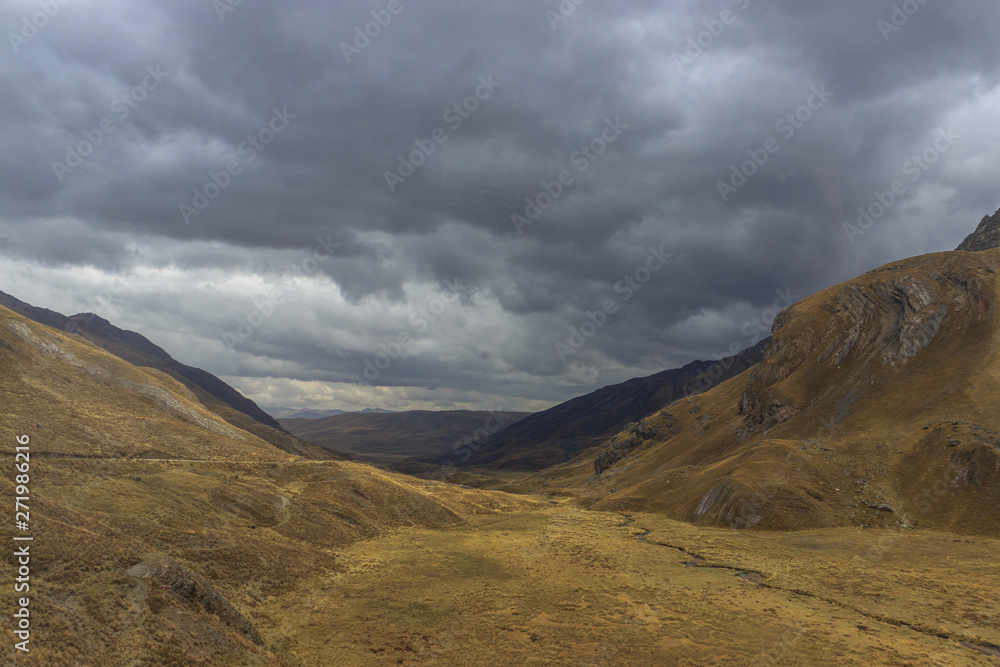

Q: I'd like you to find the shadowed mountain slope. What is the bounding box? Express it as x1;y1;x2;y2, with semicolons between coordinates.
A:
518;247;1000;535
461;339;770;470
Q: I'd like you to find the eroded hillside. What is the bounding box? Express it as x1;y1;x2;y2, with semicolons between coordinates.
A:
515;249;1000;535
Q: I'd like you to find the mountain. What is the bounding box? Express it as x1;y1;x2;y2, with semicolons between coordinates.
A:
462;339;770;470
0;302;533;664
266;408;348;420
519;245;1000;535
5;217;1000;664
280;409;530;470
956;206;1000;251
0;302;297;461
261;405;306;417
263;407;396;419
283;410;345;420
0;289;331;459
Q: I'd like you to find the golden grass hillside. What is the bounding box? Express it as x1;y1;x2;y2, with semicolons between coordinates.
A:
0;289;331;459
5;247;1000;664
508;249;1000;535
0;304;289;461
0;305;537;664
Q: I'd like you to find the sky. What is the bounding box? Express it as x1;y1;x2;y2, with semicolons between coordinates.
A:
1;0;999;413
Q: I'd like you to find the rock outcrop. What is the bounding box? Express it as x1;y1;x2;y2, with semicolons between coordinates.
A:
581;241;1000;534
594;414;678;474
739;263;993;430
128;556;263;645
956;207;1000;251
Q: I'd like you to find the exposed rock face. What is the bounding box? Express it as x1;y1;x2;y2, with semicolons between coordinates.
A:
736;210;999;429
594;414;678;474
956;208;1000;251
128;555;263;645
583;232;1000;534
739;261;994;430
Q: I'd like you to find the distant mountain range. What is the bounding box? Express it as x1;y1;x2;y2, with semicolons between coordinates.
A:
276;347;772;475
264;407;395;419
459;339;770;470
280;410;530;471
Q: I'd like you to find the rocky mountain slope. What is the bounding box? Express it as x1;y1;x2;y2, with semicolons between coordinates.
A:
3;212;1000;664
462;339;769;470
527;244;1000;535
957;207;1000;251
0;290;328;459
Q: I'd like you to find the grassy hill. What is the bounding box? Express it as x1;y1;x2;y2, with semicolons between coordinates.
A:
0;290;329;459
0;303;534;664
4;217;1000;664
506;248;1000;536
4;243;1000;663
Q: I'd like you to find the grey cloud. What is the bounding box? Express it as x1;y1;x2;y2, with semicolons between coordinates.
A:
1;0;999;409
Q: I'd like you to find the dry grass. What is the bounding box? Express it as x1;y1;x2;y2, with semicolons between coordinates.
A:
258;503;1000;665
503;250;1000;538
3;251;1000;664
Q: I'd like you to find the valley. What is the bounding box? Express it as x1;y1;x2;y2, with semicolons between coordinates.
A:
5;454;1000;665
279;410;530;472
261;503;1000;665
6;2;1000;664
2;215;1000;665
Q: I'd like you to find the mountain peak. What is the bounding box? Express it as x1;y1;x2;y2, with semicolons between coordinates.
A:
956;207;1000;251
70;312;110;326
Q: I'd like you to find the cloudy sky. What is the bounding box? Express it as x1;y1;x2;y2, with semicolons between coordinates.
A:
1;0;999;412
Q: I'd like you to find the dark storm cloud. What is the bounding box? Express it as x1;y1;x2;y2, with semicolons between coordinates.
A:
2;0;999;409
